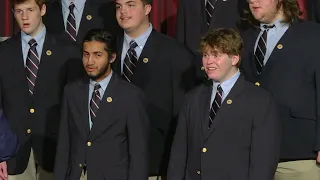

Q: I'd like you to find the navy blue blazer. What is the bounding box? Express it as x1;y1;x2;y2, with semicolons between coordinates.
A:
0;110;18;162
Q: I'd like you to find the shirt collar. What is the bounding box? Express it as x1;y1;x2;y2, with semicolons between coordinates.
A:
89;70;113;92
62;0;86;11
21;25;46;46
212;70;240;92
124;23;153;49
260;19;287;31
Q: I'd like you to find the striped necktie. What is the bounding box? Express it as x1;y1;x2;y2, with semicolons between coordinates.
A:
26;39;39;95
66;2;77;41
208;85;223;128
90;83;102;121
205;0;217;26
123;41;138;82
254;24;275;74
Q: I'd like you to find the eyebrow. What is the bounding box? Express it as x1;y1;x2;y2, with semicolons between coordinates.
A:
116;0;136;5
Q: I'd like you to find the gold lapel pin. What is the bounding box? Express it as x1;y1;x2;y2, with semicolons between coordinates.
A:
143;58;148;63
106;97;112;103
46;50;52;56
277;44;283;49
201;66;205;71
86;15;92;20
227;99;232;104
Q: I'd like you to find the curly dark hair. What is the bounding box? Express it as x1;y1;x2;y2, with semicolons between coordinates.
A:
243;0;302;25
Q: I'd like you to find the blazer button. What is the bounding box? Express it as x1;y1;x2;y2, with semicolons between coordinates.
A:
30;108;35;113
87;141;92;147
255;82;260;86
27;129;31;134
197;171;201;175
202;148;207;153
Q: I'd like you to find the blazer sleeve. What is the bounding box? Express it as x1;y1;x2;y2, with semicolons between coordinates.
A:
54;88;70;180
314;0;320;23
167;97;189;180
127;90;150;180
176;0;186;45
314;33;320;151
249;95;281;180
0;110;19;162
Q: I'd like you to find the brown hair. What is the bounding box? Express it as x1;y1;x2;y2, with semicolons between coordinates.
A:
199;28;243;67
11;0;45;9
243;0;301;25
141;0;152;5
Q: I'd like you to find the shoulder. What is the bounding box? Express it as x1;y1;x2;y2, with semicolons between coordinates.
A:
51;33;79;48
0;34;19;48
184;84;209;103
152;30;193;56
243;81;274;103
64;78;84;94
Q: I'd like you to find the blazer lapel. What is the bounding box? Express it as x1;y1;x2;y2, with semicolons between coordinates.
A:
247;27;260;77
54;2;65;33
76;2;90;42
199;1;208;33
11;34;32;104
74;78;90;137
113;34;124;74
200;83;213;139
88;73;117;140
205;75;245;141
132;30;161;80
263;21;298;73
44;1;65;34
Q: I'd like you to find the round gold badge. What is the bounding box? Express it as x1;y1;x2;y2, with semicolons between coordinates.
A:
46;50;52;56
143;58;148;63
227;99;232;104
106;97;112;103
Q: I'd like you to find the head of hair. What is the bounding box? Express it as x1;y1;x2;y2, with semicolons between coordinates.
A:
199;28;243;67
10;0;45;9
83;29;116;55
243;0;301;25
141;0;152;5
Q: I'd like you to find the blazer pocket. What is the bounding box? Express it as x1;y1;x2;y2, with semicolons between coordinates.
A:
290;109;316;121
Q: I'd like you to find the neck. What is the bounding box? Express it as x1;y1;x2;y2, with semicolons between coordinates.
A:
216;68;239;84
125;21;150;39
95;68;111;82
29;22;44;37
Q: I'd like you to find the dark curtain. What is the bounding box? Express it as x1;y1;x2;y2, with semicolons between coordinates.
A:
150;0;179;37
0;0;14;40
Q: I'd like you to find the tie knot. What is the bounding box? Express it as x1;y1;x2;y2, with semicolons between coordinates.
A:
129;41;138;50
94;83;101;91
217;85;223;93
28;39;37;47
69;3;75;11
262;24;275;31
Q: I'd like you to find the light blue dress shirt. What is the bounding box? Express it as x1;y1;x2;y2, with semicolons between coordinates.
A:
210;70;240;108
61;0;86;34
88;71;113;129
21;25;46;66
120;23;153;73
254;20;289;65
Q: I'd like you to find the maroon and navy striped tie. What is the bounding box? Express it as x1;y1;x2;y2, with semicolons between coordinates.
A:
90;83;102;121
26;39;39;95
66;3;77;41
208;85;223;128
